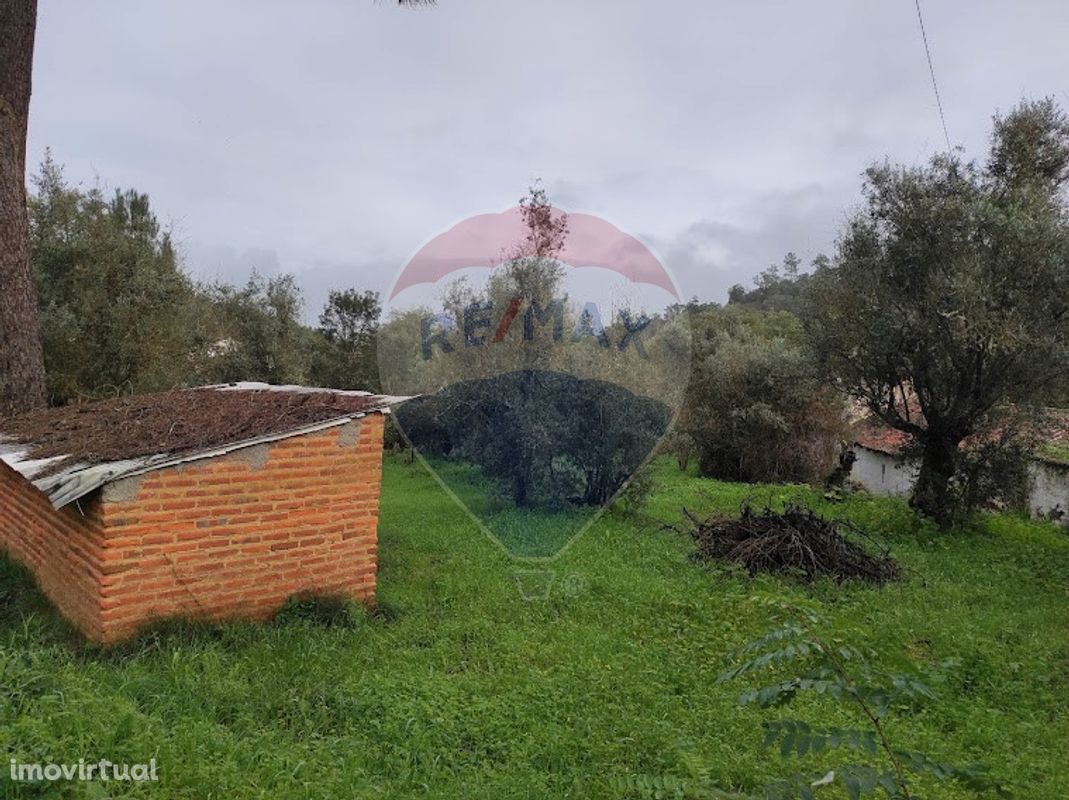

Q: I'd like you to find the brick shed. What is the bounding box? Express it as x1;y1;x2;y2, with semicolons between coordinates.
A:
0;383;405;643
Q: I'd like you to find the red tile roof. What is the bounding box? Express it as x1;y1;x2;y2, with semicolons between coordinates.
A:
853;407;1069;459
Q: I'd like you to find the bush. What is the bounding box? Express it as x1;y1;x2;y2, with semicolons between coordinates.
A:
393;369;670;509
682;308;846;484
950;438;1034;523
611;465;655;517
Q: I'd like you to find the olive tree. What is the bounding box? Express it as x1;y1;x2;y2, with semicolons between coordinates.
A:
808;99;1069;524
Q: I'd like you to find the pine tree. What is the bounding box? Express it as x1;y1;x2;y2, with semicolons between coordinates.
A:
0;0;47;415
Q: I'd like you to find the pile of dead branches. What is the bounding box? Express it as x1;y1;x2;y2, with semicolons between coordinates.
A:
682;502;899;585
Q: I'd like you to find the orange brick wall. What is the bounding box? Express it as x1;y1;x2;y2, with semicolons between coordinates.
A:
0;460;108;639
0;413;386;643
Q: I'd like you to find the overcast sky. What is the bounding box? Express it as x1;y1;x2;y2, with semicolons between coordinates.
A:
26;0;1069;320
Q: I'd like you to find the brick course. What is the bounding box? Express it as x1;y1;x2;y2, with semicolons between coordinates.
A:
0;413;385;643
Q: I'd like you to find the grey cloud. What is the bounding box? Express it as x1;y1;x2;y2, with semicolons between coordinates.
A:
181;242;283;288
25;0;1069;315
652;183;851;302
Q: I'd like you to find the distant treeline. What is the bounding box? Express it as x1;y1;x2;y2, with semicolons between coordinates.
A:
29;152;380;404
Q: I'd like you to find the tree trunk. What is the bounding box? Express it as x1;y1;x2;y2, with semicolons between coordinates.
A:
0;0;46;417
511;470;528;507
676;444;690;472
910;434;961;525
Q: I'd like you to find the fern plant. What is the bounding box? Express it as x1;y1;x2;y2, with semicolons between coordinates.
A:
615;601;1010;800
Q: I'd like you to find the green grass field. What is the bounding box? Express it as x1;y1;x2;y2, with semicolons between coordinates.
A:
1;456;1068;799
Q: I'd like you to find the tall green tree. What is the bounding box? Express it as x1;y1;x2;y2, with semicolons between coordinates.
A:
30;154;198;401
311;288;382;390
199;272;311;386
0;0;47;415
808;99;1069;524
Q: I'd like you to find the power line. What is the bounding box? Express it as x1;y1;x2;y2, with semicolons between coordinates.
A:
914;0;952;152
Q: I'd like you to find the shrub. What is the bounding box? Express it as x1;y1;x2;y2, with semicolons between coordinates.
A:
393;369;669;509
682;309;846;485
611;464;656;517
957;440;1033;514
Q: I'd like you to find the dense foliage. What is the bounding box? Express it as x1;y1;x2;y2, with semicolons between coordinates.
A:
27;153;382;402
30;153;197;401
196;273;313;387
311;288;382;391
395;369;670;508
677;303;846;485
25;114;1069;530
381;184;688;512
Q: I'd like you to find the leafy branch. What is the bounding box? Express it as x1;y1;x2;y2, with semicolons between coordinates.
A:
614;601;1010;800
718;603;1010;799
